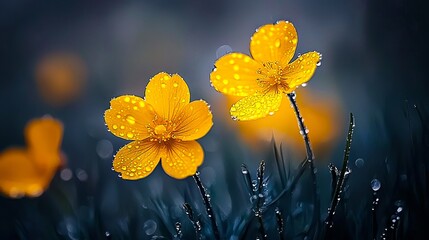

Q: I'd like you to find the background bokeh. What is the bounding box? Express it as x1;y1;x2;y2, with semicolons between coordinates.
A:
1;0;428;239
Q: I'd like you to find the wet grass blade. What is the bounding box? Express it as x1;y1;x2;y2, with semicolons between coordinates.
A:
323;113;355;238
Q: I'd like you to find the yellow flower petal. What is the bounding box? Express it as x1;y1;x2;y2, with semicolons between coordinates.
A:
0;148;50;198
210;53;262;96
145;72;190;120
25;117;63;172
285;51;321;90
105;95;156;140
173;100;213;141
230;92;283;121
250;21;298;65
161;140;203;179
113;139;163;180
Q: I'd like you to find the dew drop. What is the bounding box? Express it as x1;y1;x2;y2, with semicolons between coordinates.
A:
274;39;281;48
216;45;232;58
76;169;88;181
316;61;322;67
143;219;157;235
60;168;73;181
355;158;365;168
127;132;134;138
112;125;118;130
96;139;113;159
126;115;136;124
371;179;381;191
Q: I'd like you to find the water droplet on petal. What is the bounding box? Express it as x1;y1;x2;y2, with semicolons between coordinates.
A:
126;115;136;124
274;39;281;48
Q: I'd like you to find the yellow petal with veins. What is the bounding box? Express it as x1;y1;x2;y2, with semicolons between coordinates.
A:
161;140;203;179
250;21;298;65
285;51;321;90
113;139;163;180
210;53;262;96
105;95;156;140
174;100;213;141
145;73;190;120
230;92;283;121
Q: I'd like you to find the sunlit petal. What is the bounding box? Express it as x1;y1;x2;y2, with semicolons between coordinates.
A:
145;73;190;120
250;21;298;65
113;139;163;180
105;95;156;140
162;140;204;179
285;51;321;90
210;53;262;96
174;100;213;141
230;92;283;121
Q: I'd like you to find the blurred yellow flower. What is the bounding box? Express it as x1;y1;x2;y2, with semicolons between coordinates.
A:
210;21;321;121
0;117;63;198
104;72;213;180
35;52;86;107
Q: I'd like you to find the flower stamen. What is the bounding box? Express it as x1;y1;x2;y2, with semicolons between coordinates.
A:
256;61;290;94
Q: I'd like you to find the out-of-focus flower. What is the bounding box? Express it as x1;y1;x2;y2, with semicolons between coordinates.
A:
0;117;63;198
210;21;321;121
222;89;342;154
104;72;213;180
35;52;86;107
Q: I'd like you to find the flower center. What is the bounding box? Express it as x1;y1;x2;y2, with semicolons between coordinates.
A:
148;118;176;143
154;125;167;135
256;61;290;93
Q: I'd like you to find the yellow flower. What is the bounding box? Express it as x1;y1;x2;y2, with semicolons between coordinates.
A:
210;21;321;121
0;117;63;198
104;72;213;180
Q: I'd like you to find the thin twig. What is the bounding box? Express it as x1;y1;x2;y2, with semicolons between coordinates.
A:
323;113;355;238
287;92;320;232
192;172;220;239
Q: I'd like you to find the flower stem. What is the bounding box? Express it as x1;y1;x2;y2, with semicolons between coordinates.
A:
192;172;220;240
287;92;320;232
